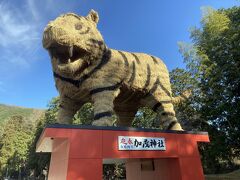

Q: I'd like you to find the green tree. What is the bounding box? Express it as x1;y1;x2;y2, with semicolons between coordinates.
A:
73;103;94;125
132;107;157;128
0;115;34;179
177;6;240;173
170;68;205;130
26;97;59;179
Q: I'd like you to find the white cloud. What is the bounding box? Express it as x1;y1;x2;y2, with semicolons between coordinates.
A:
0;2;39;47
0;0;80;73
0;0;41;70
26;0;40;21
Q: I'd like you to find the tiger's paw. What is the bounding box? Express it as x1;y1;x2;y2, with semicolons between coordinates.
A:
92;119;113;126
168;121;184;131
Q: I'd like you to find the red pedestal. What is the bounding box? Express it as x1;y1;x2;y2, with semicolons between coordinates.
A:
36;125;210;180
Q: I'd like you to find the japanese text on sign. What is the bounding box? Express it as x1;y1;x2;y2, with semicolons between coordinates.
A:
118;136;166;151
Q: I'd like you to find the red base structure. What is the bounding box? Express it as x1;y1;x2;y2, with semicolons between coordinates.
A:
36;124;210;180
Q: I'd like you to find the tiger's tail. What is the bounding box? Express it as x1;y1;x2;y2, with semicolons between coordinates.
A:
172;89;191;105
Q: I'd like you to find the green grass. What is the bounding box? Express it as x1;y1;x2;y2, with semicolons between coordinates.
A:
205;169;240;180
0;104;44;125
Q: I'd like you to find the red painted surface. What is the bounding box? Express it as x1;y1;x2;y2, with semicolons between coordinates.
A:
36;126;210;180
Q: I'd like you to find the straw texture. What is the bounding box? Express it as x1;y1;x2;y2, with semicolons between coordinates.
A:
42;10;183;130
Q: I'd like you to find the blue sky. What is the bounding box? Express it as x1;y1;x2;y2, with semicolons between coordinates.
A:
0;0;238;108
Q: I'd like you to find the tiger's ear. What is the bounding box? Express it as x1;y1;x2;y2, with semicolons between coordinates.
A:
86;9;99;24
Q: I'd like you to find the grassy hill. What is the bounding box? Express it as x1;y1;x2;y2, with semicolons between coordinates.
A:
0;104;45;125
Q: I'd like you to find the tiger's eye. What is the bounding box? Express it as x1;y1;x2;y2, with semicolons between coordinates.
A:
75;23;82;30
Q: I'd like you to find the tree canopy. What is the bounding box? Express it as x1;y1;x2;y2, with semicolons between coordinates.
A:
176;6;240;173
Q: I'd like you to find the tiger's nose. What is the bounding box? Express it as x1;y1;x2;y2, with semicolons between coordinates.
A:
43;26;66;39
42;26;67;48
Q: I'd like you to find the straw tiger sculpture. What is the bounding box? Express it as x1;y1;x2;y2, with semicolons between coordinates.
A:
42;10;183;130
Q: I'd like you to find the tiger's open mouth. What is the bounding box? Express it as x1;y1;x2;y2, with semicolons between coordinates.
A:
48;44;89;65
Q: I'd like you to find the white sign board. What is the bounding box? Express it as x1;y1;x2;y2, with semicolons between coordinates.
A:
118;136;166;151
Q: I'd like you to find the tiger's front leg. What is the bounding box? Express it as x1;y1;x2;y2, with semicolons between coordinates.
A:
91;90;120;126
57;96;83;124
